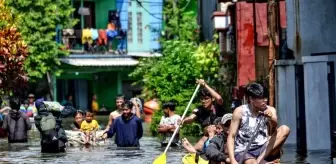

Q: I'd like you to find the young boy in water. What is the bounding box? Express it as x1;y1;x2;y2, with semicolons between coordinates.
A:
81;111;99;145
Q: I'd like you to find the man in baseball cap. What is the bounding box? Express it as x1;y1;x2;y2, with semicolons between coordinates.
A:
205;113;232;164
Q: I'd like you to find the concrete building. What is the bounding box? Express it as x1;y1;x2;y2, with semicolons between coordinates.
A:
54;0;163;111
276;0;336;151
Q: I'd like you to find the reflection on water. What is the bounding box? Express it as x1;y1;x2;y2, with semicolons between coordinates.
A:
0;116;333;164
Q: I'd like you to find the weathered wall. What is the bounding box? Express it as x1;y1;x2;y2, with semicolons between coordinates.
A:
275;60;297;145
303;58;331;150
236;1;286;86
286;0;336;57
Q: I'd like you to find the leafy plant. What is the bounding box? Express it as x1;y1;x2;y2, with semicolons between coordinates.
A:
0;0;29;94
194;41;220;80
5;0;76;79
131;0;222;136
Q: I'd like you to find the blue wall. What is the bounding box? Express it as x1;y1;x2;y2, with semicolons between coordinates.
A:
149;0;163;51
127;0;163;52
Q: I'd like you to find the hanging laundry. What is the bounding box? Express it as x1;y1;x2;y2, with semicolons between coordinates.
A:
82;29;93;44
107;22;118;39
91;28;99;40
62;29;75;48
63;29;75;36
98;30;107;45
107;30;118;39
107;22;116;31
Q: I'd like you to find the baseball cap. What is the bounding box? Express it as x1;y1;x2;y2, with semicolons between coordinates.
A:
221;113;233;125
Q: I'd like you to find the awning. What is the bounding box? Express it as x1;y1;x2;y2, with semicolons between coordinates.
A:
128;52;162;57
60;57;139;67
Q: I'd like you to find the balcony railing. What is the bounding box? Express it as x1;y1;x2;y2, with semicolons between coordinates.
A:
61;28;127;55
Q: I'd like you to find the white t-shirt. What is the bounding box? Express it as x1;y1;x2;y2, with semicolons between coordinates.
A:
159;114;181;144
159;114;181;127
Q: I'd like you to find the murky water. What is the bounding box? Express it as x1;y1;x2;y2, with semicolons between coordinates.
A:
0;116;333;164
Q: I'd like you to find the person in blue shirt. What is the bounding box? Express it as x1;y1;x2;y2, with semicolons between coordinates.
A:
103;100;143;147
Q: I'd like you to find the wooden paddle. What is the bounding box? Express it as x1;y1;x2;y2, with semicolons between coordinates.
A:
153;84;201;164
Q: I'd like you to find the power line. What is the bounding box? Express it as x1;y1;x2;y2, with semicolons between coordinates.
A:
133;0;164;20
132;0;161;4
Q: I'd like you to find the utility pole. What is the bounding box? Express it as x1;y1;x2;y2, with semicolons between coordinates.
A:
268;0;278;107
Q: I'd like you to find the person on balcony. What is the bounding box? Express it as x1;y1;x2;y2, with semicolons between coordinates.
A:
117;30;127;55
106;20;118;53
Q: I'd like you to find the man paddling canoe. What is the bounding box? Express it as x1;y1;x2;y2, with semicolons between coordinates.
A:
181;79;225;151
227;83;290;164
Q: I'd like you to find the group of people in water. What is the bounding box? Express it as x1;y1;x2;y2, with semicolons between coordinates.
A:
0;79;290;164
69;95;143;147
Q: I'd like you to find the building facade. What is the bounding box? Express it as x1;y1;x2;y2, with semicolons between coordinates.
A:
54;0;163;111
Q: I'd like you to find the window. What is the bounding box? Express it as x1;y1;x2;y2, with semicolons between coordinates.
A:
137;12;142;44
136;1;141;7
127;12;133;43
129;0;132;7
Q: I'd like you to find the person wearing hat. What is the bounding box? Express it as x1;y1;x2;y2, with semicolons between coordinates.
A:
28;94;35;105
205;113;232;164
181;115;231;164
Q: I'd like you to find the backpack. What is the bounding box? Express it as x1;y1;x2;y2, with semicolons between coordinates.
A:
38;113;58;142
35;112;67;152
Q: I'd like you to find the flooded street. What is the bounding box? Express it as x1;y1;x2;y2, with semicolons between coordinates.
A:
0;116;332;164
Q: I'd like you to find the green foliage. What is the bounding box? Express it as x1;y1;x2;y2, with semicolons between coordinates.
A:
0;0;29;94
5;0;76;79
194;40;220;80
131;0;221;136
162;0;199;42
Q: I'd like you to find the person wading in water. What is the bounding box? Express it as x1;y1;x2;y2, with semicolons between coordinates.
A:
103;100;143;147
105;95;141;131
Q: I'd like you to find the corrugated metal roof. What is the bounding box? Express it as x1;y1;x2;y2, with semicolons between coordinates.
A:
60;57;139;66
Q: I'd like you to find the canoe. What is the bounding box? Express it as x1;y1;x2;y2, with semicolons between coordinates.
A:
65;130;108;147
182;153;281;164
182;153;209;164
